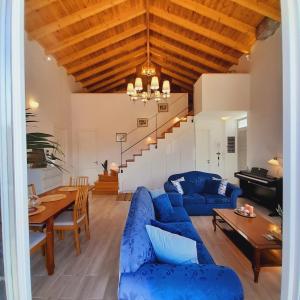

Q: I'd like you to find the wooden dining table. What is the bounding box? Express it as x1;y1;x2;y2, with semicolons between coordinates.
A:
29;185;94;275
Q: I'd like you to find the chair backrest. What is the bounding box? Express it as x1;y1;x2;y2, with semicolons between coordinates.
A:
28;184;36;196
73;186;89;222
69;176;89;187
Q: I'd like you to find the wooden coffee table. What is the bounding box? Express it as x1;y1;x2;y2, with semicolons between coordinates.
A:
212;208;282;282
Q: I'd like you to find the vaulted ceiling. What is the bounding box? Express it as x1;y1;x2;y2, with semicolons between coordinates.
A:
25;0;281;93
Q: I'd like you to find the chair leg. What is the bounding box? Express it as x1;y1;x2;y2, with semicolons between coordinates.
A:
84;218;90;240
73;228;81;255
41;245;45;257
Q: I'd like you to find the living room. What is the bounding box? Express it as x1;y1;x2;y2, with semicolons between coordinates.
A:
1;1;300;300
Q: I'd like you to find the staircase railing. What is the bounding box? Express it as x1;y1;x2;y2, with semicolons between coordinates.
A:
118;94;191;169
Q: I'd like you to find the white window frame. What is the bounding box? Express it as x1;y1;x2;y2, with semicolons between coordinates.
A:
281;1;300;299
0;1;32;300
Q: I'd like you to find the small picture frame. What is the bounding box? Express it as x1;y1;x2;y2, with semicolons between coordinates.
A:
137;118;148;127
158;103;168;112
116;132;127;142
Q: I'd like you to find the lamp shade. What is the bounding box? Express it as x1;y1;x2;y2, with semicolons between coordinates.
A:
135;77;143;91
162;80;170;93
127;83;134;95
268;157;280;166
150;76;159;90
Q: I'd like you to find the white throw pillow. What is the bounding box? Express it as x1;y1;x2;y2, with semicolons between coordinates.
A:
171;177;185;194
212;177;228;196
146;225;198;265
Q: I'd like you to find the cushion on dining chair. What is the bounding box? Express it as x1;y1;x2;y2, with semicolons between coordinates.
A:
54;211;85;226
29;231;46;249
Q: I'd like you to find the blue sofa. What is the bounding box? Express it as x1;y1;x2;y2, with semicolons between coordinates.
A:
119;186;243;300
164;171;242;216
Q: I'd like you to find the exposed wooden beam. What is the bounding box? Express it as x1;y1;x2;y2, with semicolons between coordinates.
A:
150;37;227;72
150;23;238;65
28;0;127;40
151;48;208;74
25;0;58;15
82;56;145;88
230;0;280;22
59;24;147;66
67;37;146;74
171;0;255;39
96;79;127;93
76;49;145;81
89;68;136;92
161;68;194;86
149;6;250;53
151;57;198;80
47;8;146;54
172;79;193;92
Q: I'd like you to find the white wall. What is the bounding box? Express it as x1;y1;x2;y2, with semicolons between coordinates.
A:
119;116;195;192
232;29;283;175
25;37;81;185
194;74;250;113
71;93;188;182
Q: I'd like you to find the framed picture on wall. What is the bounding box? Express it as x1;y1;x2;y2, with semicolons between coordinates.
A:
116;132;127;142
158;103;168;112
137;118;148;127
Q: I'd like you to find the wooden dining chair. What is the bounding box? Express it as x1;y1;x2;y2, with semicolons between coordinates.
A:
69;176;89;187
53;186;90;255
30;231;46;261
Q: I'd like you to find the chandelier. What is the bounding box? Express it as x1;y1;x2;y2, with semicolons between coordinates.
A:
126;0;170;103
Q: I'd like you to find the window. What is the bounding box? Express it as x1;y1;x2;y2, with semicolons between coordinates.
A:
237;118;247;129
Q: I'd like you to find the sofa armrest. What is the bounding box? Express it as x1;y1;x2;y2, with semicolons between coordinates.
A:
226;183;242;208
119;263;243;300
168;193;183;207
164;181;178;193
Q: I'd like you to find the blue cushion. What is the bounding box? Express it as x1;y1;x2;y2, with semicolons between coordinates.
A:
180;181;199;195
158;206;190;223
149;188;165;198
152;194;174;220
146;225;199;265
196;243;215;264
119;187;156;273
183;193;206;205
150;219;202;243
204;193;231;204
204;179;220;194
168;193;183;207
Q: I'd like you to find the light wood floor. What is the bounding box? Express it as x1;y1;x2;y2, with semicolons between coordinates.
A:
31;195;281;300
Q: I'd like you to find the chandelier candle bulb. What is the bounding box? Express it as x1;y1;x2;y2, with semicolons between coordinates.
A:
135;78;143;91
150;76;159;90
127;83;134;95
162;80;171;93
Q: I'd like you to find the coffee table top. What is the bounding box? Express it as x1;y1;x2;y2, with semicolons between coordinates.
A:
213;209;282;249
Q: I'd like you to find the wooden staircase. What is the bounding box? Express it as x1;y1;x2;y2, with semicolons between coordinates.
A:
119;114;193;170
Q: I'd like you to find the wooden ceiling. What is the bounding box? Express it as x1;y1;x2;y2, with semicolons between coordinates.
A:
25;0;281;93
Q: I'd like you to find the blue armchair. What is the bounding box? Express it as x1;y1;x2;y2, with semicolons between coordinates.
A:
164;171;242;216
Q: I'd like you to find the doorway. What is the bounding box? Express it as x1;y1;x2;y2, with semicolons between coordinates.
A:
237;118;247;171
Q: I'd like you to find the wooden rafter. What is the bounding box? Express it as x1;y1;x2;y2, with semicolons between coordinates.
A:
25;0;58;15
59;24;147;66
150;37;227;72
88;68;136;92
150;23;238;65
149;6;251;53
151;57;198;80
96;79;127;93
161;68;194;85
151;48;208;74
230;0;280;21
76;49;145;81
171;0;256;39
172;79;193;92
28;0;127;40
82;56;145;88
67;37;146;74
47;8;146;54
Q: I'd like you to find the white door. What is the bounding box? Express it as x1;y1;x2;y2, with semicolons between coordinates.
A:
76;130;99;182
195;129;211;172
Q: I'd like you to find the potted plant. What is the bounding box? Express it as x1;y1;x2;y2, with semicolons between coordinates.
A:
26;109;65;171
101;160;108;175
